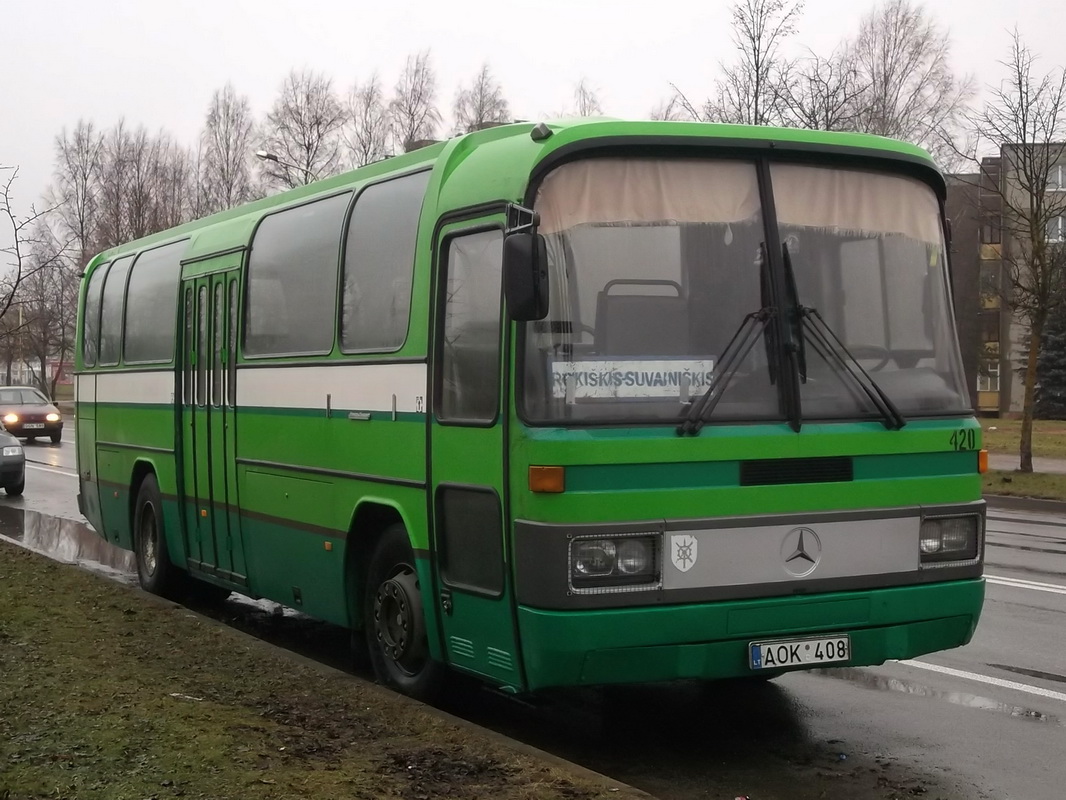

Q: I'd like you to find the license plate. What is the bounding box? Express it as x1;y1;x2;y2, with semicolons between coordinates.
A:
749;635;851;670
23;423;44;429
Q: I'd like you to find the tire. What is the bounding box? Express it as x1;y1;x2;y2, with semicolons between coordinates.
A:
364;523;445;700
25;436;35;444
133;474;181;597
50;431;61;444
5;470;24;496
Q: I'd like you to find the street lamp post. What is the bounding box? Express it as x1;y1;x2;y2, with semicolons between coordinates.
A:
254;150;318;183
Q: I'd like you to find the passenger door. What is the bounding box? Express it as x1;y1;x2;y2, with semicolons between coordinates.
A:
429;219;523;689
179;269;246;585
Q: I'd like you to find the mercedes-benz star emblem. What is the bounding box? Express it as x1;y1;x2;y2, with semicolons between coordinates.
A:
781;527;822;577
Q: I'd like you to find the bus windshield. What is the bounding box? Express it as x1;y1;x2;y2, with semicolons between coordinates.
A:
520;156;969;425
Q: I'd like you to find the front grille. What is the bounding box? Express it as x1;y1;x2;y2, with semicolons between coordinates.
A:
740;456;853;486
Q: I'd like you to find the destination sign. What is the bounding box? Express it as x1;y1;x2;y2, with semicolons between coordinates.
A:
551;359;716;400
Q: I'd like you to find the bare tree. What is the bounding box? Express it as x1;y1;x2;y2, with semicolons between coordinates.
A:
453;64;511;134
199;83;256;214
49;121;103;269
851;0;973;161
1;167;68;365
573;78;604;117
261;69;345;189
776;46;866;131
345;73;392;167
965;31;1066;471
390;51;442;152
93;121;195;250
649;95;690;121
94;119;134;249
703;0;803;125
17;233;79;396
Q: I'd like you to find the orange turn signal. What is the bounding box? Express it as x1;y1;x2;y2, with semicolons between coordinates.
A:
978;449;988;474
529;465;565;493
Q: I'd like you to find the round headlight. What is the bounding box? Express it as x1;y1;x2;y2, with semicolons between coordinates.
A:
2;413;17;424
46;413;60;422
573;540;616;577
616;538;653;574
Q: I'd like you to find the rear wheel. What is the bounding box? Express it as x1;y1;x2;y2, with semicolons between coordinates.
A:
364;523;444;700
5;470;24;496
134;475;180;597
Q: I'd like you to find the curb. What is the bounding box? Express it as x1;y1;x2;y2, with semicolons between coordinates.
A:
983;493;1066;514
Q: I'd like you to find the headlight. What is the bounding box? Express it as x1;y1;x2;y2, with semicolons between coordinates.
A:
2;446;22;457
570;533;661;592
2;413;17;424
46;413;60;422
919;515;981;566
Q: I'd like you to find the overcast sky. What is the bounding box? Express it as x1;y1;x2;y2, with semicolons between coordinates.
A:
2;0;1063;219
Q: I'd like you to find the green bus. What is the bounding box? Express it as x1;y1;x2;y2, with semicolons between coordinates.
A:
76;119;985;699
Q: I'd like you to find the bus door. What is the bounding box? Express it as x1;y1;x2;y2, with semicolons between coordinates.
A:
429;220;523;688
179;269;246;586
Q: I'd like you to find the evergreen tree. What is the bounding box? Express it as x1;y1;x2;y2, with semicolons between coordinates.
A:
1036;291;1066;419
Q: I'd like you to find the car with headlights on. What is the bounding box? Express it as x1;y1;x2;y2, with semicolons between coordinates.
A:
0;427;25;495
0;386;64;443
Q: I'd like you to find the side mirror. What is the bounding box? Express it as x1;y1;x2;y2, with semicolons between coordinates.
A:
503;231;549;321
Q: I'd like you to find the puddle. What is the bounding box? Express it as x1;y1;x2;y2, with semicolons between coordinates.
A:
0;504;136;581
814;667;1063;726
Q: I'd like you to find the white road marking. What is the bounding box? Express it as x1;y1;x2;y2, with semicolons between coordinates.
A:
900;659;1066;705
986;574;1066;596
26;463;78;478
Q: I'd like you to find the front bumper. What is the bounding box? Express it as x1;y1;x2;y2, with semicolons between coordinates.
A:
6;421;62;438
516;578;984;690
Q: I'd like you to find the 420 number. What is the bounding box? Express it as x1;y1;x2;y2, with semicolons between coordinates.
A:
949;428;977;451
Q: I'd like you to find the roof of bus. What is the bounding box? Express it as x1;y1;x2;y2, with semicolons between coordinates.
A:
84;118;941;277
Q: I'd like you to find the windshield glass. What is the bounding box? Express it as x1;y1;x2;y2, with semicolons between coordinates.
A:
771;163;969;419
0;389;48;405
520;156;969;426
522;158;780;424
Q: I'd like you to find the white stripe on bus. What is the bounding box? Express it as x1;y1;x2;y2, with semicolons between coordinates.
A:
94;370;173;404
87;363;427;413
233;363;428;412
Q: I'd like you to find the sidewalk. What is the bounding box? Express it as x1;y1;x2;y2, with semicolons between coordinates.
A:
988;453;1066;474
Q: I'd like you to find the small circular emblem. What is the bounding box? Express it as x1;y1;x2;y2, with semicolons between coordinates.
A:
780;527;822;578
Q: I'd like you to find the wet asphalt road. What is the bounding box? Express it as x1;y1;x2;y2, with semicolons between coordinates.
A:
5;437;1066;799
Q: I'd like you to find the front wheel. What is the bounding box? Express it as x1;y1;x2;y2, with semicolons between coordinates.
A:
134;475;181;597
5;470;24;496
50;431;61;444
364;524;445;700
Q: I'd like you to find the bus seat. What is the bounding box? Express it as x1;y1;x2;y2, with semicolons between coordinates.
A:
595;292;690;356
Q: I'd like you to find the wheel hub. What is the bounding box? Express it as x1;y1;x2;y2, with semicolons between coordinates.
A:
373;568;424;672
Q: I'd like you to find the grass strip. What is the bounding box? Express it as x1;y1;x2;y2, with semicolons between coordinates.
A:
0;542;640;800
982;469;1066;502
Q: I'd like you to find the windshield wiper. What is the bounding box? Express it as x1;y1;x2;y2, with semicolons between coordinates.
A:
782;243;905;430
677;305;773;437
